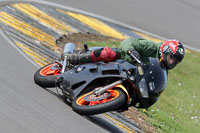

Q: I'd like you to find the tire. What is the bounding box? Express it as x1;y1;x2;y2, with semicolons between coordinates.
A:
34;63;62;87
72;89;126;115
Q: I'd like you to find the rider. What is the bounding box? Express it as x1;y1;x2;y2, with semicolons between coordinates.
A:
67;37;185;70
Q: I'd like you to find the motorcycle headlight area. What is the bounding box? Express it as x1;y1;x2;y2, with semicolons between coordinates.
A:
139;78;149;98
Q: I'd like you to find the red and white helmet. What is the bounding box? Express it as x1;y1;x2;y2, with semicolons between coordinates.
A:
160;40;185;69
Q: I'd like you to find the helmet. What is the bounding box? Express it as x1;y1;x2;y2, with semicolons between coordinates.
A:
160;40;185;69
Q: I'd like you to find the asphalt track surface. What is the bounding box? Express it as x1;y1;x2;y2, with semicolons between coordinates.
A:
42;0;200;50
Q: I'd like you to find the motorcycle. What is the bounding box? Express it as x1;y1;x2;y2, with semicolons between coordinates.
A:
34;43;168;115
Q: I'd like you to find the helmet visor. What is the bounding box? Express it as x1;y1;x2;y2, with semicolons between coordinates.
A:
167;54;179;69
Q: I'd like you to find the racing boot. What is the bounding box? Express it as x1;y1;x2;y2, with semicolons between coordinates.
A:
67;52;92;65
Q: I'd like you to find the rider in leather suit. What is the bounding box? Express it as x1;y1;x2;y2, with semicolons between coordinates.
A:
67;37;185;70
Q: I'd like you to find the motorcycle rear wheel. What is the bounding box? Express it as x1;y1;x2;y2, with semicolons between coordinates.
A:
34;63;61;87
72;89;126;115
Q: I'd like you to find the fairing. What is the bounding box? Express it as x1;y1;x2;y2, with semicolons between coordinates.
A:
59;60;137;98
135;58;168;108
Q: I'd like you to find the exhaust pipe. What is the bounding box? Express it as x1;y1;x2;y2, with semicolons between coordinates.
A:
61;43;75;73
63;43;75;54
61;43;75;60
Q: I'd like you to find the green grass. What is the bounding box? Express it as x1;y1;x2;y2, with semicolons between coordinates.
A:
86;41;200;133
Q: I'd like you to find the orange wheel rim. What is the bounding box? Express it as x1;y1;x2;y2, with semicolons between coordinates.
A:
40;63;61;76
76;90;120;106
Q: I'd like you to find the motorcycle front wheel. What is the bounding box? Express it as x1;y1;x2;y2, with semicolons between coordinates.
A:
34;63;62;87
72;89;126;115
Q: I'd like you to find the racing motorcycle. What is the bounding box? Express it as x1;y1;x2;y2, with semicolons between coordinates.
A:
34;43;168;115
